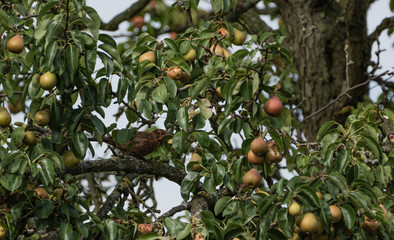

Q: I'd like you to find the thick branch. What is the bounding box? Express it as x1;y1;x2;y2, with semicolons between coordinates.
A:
157;202;192;222
64;158;186;185
226;0;260;22
100;0;151;31
368;16;394;44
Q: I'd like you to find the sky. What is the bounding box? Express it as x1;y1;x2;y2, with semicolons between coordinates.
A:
77;0;394;216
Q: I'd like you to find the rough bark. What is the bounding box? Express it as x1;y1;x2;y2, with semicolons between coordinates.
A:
272;0;370;140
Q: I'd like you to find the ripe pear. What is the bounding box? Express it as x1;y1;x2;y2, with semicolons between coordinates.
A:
361;218;378;233
0;225;5;240
288;202;302;216
242;168;262;189
217;27;230;40
132;16;145;28
248;150;265;164
8;97;23;114
314;218;324;234
34;110;50;126
34;187;49;199
299;212;317;233
167;66;183;80
190;153;203;172
316;191;323;200
183;47;197;61
138;223;153;234
329;205;342;223
7;34;24;54
265;141;283;163
40;72;57;90
0;107;12;127
139;51;155;63
23;131;36;146
264;96;283;117
62;150;80;168
194;232;205;240
210;44;224;56
250;137;268;155
232;28;246;45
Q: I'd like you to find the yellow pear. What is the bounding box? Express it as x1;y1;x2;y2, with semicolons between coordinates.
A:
0;107;12;127
232;28;246;45
7;34;24;54
139;51;155;63
40;72;57;90
190;153;203;172
300;212;317;233
183;47;196;61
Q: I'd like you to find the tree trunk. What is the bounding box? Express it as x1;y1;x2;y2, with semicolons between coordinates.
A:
271;0;371;140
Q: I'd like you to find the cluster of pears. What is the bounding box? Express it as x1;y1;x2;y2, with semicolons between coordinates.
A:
248;137;283;165
289;195;344;239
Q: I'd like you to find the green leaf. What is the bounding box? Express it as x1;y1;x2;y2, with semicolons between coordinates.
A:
362;135;382;163
40;158;55;186
192;131;210;148
35;199;55;218
176;107;189;132
326;172;348;198
0;9;10;28
72;132;88;159
164;38;179;52
152;83;168;103
66;44;79;76
172;131;187;154
0;75;14;97
60;222;73;240
83;6;100;41
297;186;321;208
104;219;117;240
168;57;190;75
341;204;356;229
191;77;210;98
11;127;25;146
278;208;292;238
316;120;337;141
336;149;348;173
214;196;232;216
199;99;213;120
180;172;200;201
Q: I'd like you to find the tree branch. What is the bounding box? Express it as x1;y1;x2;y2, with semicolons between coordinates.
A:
64;158;186;185
226;0;260;22
368;16;394;45
157;202;192;222
100;0;151;31
300;70;390;124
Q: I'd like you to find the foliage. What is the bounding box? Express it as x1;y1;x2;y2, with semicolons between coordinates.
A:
0;0;393;239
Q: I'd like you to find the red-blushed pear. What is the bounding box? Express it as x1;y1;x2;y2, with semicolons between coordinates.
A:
300;212;317;233
183;47;197;61
34;110;50;126
40;72;57;91
23;131;36;146
167;66;183;80
7;34;24;54
264;96;283;117
243;168;262;189
265;141;283;163
288;202;302;216
8;97;23;114
139;51;156;63
232;28;246;45
0;225;5;240
132;16;145;28
138;223;153;234
248;150;265;164
361;217;378;233
0;107;12;127
62;150;80;168
250;137;268;155
217;27;230;40
329;205;342;223
210;44;224;56
190;153;203;172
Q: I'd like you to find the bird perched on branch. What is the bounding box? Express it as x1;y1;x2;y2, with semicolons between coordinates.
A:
102;129;171;158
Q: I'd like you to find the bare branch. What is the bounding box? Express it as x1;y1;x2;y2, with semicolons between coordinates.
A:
300;70;390;124
100;0;151;31
226;0;260;22
368;16;394;45
157;202;191;222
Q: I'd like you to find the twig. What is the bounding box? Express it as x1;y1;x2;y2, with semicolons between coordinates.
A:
300;70;390;124
368;16;394;45
157;202;191;222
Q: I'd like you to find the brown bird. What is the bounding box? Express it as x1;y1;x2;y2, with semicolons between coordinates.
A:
102;129;171;158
